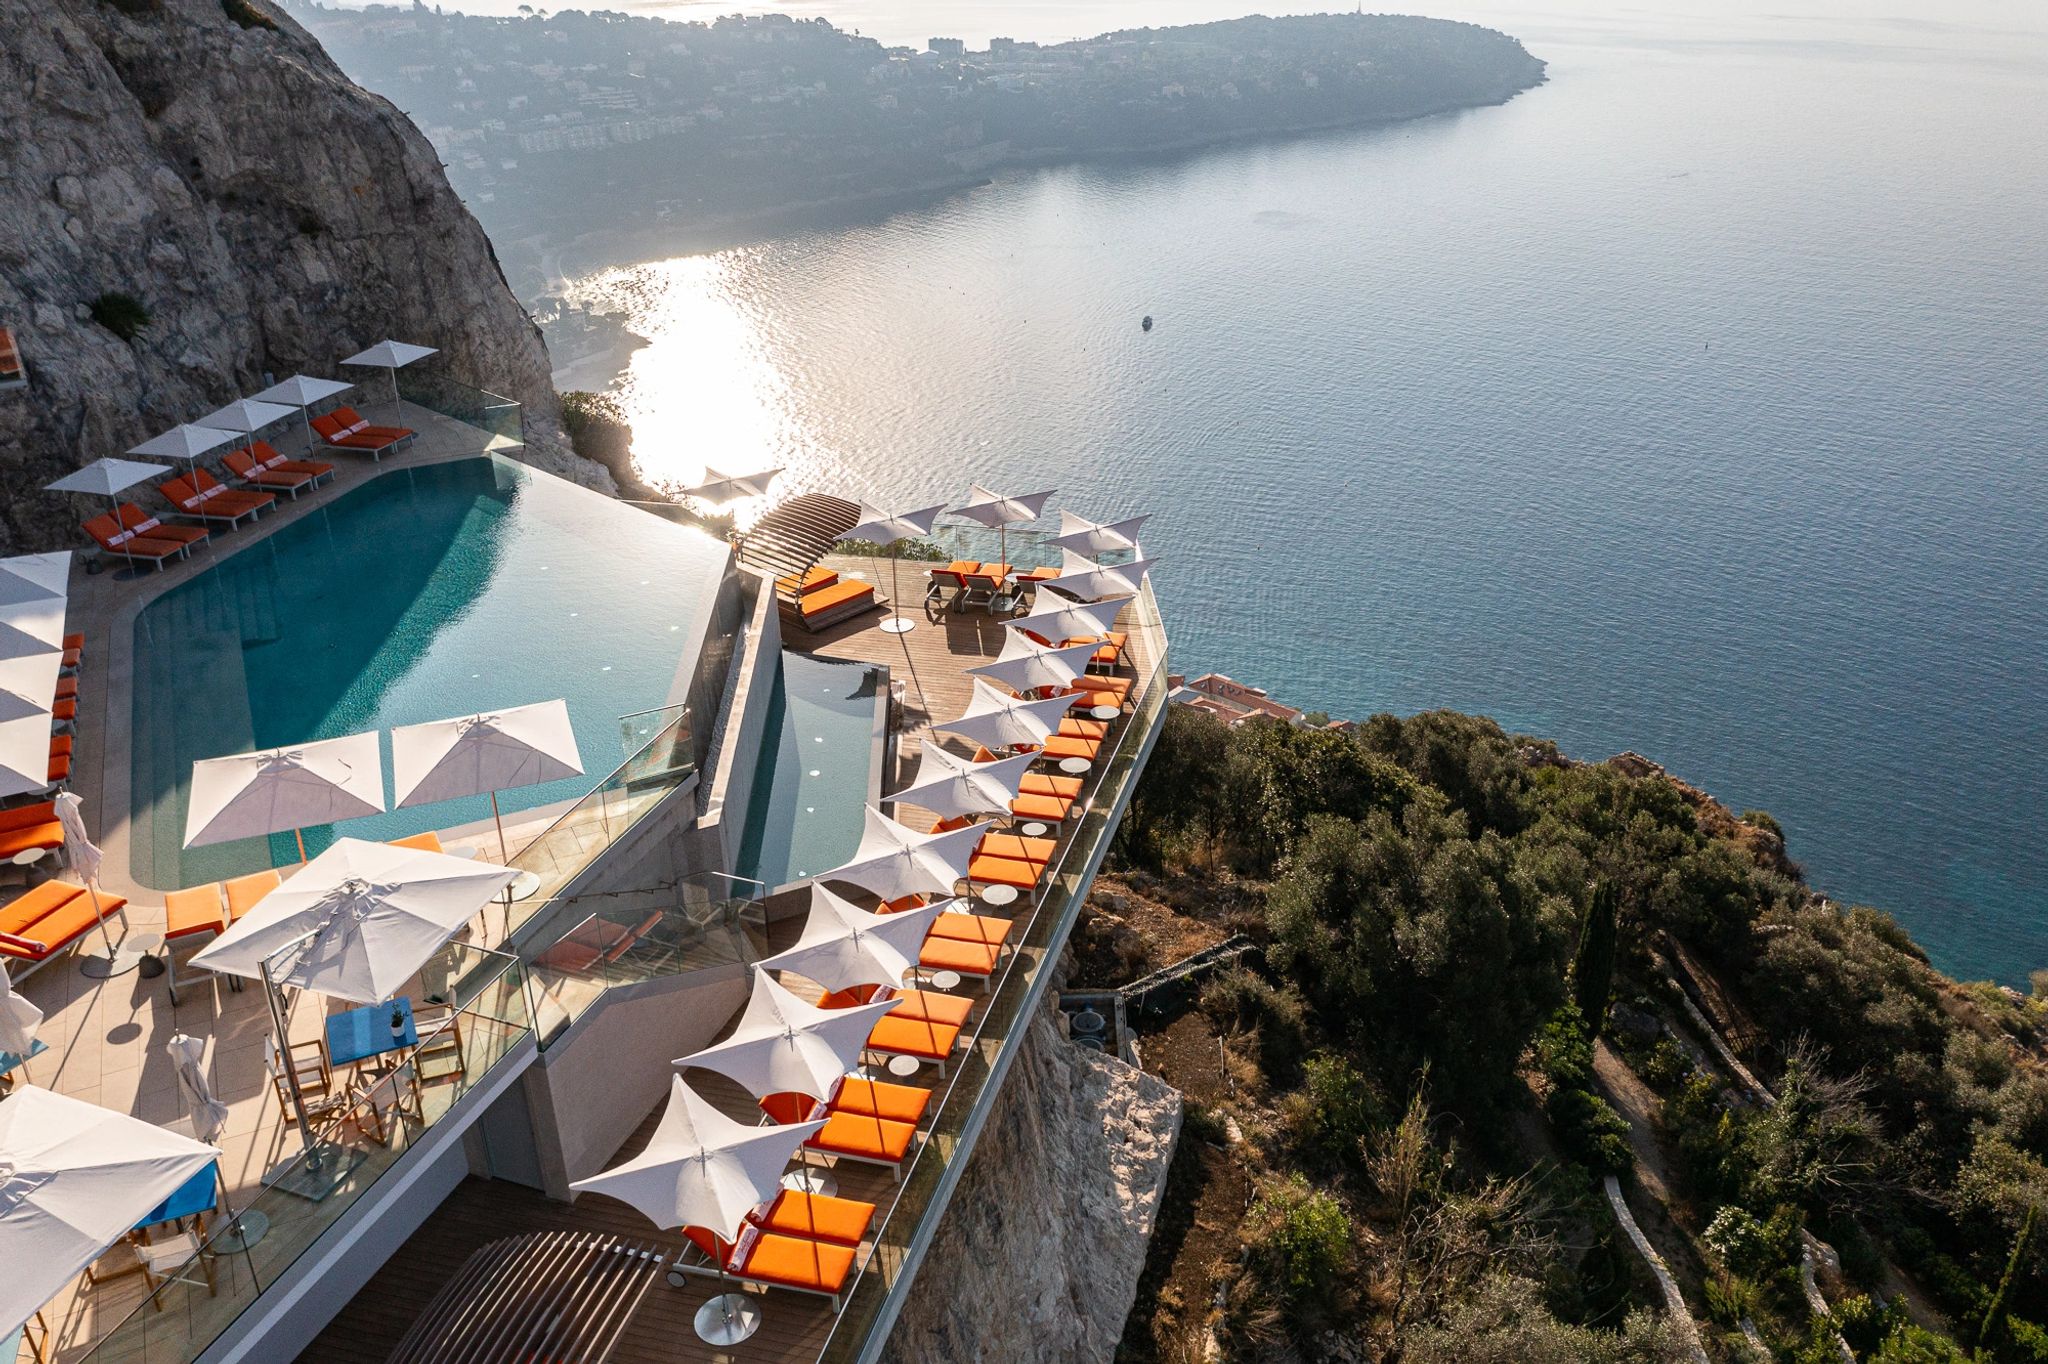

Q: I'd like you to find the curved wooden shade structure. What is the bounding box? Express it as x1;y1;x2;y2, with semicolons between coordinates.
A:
384;1231;666;1364
737;493;861;587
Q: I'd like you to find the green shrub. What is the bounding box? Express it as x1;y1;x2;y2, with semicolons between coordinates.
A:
1702;1272;1759;1326
1871;1324;1971;1362
1250;1178;1352;1301
1640;1037;1693;1092
1739;808;1783;838
89;292;149;341
1199;967;1308;1080
1281;1052;1381;1166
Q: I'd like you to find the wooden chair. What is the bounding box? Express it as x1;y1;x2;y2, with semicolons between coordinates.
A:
411;1001;467;1085
349;1062;422;1144
137;1229;217;1308
267;1037;345;1126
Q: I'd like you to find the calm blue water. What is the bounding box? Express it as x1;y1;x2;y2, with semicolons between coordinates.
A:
736;652;884;891
129;457;729;888
561;0;2048;982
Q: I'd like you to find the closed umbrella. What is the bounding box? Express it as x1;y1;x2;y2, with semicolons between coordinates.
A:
844;502;945;635
682;467;782;504
819;806;987;904
165;1035;228;1144
1036;548;1158;603
0;1087;220;1341
889;741;1036;822
391;700;584;864
1049;509;1149;559
569;1074;824;1345
341;340;437;408
756;883;946;994
0;968;43;1076
675;969;896;1101
183;731;386;863
967;635;1095;696
249;375;355;447
951;483;1055;568
43;459;169;521
54;793;137;980
934;678;1073;754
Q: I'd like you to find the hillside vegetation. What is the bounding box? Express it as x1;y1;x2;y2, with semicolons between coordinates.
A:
1103;706;2048;1362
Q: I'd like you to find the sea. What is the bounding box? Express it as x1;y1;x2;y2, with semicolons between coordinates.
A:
498;0;2048;983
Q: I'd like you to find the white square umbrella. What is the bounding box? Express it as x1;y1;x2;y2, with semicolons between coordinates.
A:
128;423;234;463
184;731;386;863
1008;593;1134;648
756;884;946;994
845;501;945;635
1036;548;1158;603
951;483;1056;566
0;1087;219;1340
967;635;1096;696
682;467;783;504
818;806;988;904
1049;509;1149;558
0;716;54;802
571;1074;822;1233
189;836;516;1003
0;600;67;661
249;375;356;445
889;741;1036;822
676;969;897;1101
934;678;1074;754
44;460;168;519
193;398;297;447
0;552;70;609
341;340;437;407
0;653;60;721
391;700;584;862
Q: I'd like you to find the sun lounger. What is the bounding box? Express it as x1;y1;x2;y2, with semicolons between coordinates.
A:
329;405;416;447
0;803;64;861
114;504;210;554
775;566;838;598
682;1224;858;1308
240;439;334;484
309;410;405;460
795;578;878;631
1010;791;1074;822
805;1108;919;1178
1033;734;1101;762
223;869;281;923
82;513;187;569
911;933;1002;988
830;1076;933;1125
960;565;1012;613
45;748;69;787
966;853;1043;898
160;470;273;528
973;835;1053;868
750;1189;876;1247
221;447;317;499
0;880;128;980
164;884;230;1004
925;565;971;610
866;1005;965;1071
386;832;445;853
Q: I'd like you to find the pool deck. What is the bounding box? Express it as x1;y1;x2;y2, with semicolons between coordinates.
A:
3;400;554;1364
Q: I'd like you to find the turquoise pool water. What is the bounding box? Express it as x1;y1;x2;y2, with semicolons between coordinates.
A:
130;456;731;888
735;652;883;891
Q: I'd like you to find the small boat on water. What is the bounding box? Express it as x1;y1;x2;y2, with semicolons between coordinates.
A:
1141;315;1154;332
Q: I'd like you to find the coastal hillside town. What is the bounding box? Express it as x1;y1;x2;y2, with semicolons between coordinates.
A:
291;4;1542;283
1168;671;1352;730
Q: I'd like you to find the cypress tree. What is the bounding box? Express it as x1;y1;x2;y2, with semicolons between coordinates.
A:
1572;880;1619;1036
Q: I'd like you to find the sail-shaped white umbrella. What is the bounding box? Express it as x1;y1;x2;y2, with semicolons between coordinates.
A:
951;483;1055;568
249;374;355;445
756;883;946;993
844;502;945;635
0;617;58;665
0;654;59;723
569;1074;824;1345
193;398;297;452
391;700;584;863
0;1087;220;1342
0;967;43;1076
0;553;69;605
0;717;53;802
889;741;1036;822
183;731;386;863
341;340;438;408
1008;593;1134;649
55;793;139;980
934;678;1073;754
819;806;988;904
1036;548;1158;603
682;466;783;504
1049;509;1149;559
967;635;1095;696
44;459;168;519
676;970;897;1101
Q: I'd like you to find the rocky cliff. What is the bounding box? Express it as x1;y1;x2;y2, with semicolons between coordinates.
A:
0;0;607;554
880;1007;1183;1364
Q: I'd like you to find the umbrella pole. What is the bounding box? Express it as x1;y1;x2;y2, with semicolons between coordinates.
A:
294;826;308;865
212;1164;269;1259
881;541;913;635
260;953;320;1158
491;789;510;864
77;878;147;980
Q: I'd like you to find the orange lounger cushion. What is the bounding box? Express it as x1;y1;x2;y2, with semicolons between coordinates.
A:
0;808;64;861
386;831;445;853
800;579;874;619
776;566;839;596
887;989;973;1026
1011;792;1072;822
224;869;282;922
729;1225;856;1297
164;885;227;941
1021;772;1082;800
1038;735;1100;761
807;1110;917;1163
832;1076;932;1125
750;1190;875;1247
976;834;1054;866
83;514;182;561
966;854;1041;891
914;935;1001;978
1;880;84;937
929;911;1014;947
0;885;126;962
115;504;208;548
868;1011;963;1058
1059;717;1109;741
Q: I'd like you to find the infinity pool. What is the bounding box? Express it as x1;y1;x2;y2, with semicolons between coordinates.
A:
735;652;885;892
130;456;731;888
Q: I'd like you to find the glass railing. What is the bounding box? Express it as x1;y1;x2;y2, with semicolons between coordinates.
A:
75;941;535;1364
395;368;524;446
523;873;764;1048
617;701;689;761
493;704;696;941
924;521;1142;574
810;577;1168;1363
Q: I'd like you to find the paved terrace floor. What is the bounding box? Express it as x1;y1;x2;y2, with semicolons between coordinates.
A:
4;400;538;1364
298;577;1158;1364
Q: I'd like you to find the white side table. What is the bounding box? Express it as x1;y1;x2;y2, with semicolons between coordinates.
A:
1089;705;1121;721
979;884;1020;908
1058;757;1092;775
886;1053;922;1079
927;970;963;992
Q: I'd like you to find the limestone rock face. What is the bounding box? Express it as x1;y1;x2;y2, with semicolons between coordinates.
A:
0;0;609;553
880;1009;1183;1364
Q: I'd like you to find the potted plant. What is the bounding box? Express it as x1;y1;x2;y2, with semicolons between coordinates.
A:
389;1002;407;1044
